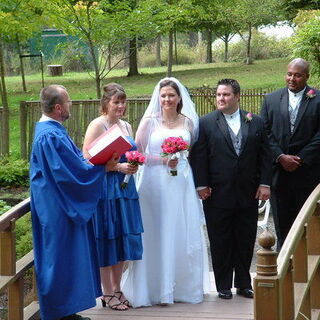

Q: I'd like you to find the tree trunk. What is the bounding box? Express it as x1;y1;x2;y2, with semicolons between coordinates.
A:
87;38;101;98
174;28;178;65
0;40;9;155
224;37;229;62
246;24;253;65
156;35;161;66
128;37;139;76
107;43;111;70
123;42;130;68
167;30;173;77
16;36;27;92
206;29;213;63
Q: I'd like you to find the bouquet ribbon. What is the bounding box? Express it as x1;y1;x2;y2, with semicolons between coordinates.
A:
167;150;190;177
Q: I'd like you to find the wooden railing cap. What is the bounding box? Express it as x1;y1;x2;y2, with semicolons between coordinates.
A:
258;227;276;249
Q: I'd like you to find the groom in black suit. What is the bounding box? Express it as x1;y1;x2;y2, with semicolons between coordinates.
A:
260;58;320;249
190;79;272;299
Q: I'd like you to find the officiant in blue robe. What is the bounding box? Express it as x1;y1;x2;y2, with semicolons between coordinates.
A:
30;85;118;320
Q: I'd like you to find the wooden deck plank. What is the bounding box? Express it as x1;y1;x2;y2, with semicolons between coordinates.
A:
80;292;254;320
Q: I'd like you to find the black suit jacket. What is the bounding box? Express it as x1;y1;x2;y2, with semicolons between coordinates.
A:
260;86;320;188
190;109;272;209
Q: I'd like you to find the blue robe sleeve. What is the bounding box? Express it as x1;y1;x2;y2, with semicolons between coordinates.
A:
30;128;105;225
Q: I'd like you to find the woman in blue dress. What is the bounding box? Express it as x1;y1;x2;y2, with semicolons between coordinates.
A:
83;83;143;311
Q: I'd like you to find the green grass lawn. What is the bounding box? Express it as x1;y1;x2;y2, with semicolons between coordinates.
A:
5;57;318;157
6;57;294;106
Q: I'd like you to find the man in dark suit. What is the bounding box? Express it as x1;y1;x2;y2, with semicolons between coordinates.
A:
190;79;271;300
260;58;320;249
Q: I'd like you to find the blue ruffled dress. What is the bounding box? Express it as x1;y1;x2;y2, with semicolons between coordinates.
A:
94;136;144;267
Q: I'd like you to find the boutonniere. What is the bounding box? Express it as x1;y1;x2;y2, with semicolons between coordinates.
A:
306;89;316;99
245;112;253;122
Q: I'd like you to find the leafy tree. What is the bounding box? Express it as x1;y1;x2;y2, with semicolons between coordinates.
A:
227;0;284;64
141;0;195;76
282;0;320;20
292;10;320;76
46;0;153;97
0;0;45;155
189;0;237;63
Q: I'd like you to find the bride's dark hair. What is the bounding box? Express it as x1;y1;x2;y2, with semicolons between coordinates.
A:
159;79;183;114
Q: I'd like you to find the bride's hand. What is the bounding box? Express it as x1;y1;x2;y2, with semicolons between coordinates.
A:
167;158;178;168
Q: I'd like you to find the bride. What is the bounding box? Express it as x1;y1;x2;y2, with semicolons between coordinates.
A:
121;77;210;307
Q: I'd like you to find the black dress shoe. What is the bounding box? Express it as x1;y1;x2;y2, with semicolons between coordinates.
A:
236;288;254;298
60;314;91;320
218;289;233;299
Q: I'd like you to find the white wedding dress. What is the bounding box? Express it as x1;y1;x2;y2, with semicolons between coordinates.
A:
121;126;210;307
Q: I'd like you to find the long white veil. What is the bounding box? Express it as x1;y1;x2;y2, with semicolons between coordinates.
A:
135;77;199;158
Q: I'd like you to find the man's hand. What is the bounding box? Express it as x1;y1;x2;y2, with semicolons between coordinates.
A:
278;154;301;172
197;187;212;200
255;186;270;201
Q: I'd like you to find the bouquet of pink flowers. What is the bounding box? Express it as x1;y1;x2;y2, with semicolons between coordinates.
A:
161;136;189;176
121;151;145;189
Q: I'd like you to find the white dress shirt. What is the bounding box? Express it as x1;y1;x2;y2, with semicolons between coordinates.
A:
223;108;241;135
39;114;60;123
288;87;305;111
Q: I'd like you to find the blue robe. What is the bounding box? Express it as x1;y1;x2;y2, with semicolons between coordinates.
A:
30;121;105;320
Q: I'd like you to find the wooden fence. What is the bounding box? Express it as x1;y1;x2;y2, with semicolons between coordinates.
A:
254;184;320;320
20;87;276;159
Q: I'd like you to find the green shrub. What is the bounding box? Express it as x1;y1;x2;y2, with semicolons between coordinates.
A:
137;44;206;68
16;213;33;259
212;31;291;62
0;200;11;214
0;158;29;187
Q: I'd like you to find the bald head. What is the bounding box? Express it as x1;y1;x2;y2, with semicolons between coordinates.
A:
288;58;310;75
286;58;310;93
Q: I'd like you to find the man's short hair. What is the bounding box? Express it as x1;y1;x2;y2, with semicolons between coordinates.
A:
217;79;240;95
40;85;67;113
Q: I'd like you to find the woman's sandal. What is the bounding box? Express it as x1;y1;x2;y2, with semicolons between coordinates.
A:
114;291;132;308
101;294;129;311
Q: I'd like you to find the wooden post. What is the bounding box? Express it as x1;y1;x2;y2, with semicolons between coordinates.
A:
20;101;27;159
281;260;294;320
307;203;320;254
309;202;320;309
0;219;16;275
293;225;308;282
32;267;38;301
254;228;279;320
8;278;24;320
311;265;320;309
298;290;311;320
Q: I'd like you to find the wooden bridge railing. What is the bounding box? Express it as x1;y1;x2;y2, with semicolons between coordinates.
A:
0;198;39;320
254;184;320;320
19;87;276;159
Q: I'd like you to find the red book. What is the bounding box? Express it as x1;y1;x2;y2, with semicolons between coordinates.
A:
86;124;132;165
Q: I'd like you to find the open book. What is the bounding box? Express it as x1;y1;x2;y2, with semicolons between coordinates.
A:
86;124;132;165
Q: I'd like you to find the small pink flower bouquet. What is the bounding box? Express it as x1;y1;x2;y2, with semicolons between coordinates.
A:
306;89;316;99
161;136;189;176
245;112;253;122
121;151;145;189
